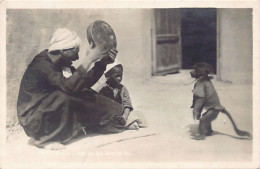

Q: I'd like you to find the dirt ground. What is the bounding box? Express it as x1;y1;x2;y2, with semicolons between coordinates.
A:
2;70;253;168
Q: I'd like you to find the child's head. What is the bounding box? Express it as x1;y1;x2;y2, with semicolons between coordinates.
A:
105;64;123;87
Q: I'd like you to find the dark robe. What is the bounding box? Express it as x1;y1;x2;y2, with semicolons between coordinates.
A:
17;50;123;146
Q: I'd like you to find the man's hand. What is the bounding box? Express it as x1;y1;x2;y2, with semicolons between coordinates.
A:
100;49;118;65
82;46;108;70
85;46;108;63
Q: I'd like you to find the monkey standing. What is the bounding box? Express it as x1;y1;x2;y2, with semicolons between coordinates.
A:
190;62;251;137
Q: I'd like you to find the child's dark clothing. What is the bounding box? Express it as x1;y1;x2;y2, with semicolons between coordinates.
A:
99;84;133;112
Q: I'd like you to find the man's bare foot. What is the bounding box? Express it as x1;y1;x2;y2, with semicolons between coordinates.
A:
44;142;65;150
28;138;36;145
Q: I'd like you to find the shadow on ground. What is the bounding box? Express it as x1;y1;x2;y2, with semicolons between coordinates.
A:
64;132;100;145
186;124;205;140
186;124;251;141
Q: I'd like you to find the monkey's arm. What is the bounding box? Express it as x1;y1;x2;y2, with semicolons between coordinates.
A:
193;97;205;120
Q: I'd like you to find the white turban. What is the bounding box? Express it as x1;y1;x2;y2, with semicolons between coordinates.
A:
49;28;81;52
104;59;120;74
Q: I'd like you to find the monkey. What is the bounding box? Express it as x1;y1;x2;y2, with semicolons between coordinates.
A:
190;62;251;138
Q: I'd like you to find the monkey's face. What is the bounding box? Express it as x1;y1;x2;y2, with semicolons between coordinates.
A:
190;62;214;79
190;69;198;78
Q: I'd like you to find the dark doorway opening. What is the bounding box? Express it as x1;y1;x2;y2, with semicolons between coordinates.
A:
181;8;217;72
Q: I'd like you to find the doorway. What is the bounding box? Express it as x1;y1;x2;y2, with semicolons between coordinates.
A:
151;9;182;76
181;8;217;72
151;8;217;75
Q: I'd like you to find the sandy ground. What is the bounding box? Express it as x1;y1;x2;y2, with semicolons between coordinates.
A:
1;70;253;168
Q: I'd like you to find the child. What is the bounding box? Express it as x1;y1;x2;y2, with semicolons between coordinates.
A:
99;64;132;126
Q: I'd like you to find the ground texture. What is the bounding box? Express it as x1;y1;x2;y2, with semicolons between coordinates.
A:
2;70;253;168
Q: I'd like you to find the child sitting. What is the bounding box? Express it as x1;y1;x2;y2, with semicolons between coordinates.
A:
99;64;132;126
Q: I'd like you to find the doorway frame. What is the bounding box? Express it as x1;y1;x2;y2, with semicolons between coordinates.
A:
151;9;182;76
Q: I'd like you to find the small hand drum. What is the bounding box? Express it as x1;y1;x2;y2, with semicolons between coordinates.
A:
87;20;117;51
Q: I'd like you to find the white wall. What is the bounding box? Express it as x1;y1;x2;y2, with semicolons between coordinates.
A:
217;9;253;84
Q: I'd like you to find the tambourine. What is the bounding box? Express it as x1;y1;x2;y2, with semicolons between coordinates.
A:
87;20;117;51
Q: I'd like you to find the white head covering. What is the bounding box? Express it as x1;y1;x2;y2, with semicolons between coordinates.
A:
49;28;81;52
104;59;120;74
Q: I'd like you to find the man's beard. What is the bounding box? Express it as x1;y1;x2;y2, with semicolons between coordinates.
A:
56;58;72;70
58;59;72;68
61;53;79;67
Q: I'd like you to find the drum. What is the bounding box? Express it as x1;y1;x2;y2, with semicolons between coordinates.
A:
87;20;117;51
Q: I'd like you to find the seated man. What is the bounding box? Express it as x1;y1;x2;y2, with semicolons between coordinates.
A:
17;28;120;149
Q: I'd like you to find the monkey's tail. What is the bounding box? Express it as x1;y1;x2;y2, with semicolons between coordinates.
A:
221;108;252;138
